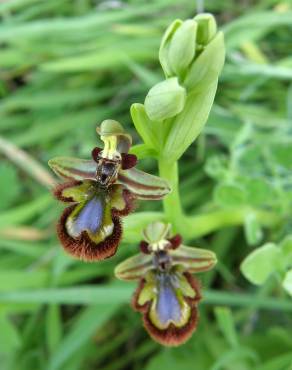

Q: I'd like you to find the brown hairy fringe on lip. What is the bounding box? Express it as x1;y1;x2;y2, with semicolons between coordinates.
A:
57;205;122;261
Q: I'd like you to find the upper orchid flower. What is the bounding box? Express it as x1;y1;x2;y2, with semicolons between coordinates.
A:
115;222;217;346
48;120;170;261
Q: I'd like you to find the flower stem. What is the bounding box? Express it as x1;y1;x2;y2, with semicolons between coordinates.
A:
184;207;279;240
158;158;185;232
158;158;280;239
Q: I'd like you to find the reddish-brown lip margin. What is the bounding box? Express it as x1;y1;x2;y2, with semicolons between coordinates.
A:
57;205;122;261
53;180;82;203
111;188;137;217
132;272;202;346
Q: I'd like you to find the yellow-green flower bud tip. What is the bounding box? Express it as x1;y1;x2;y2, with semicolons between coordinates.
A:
194;13;217;45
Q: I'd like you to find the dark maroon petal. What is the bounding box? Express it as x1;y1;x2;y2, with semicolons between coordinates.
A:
168;234;182;249
91;147;102;162
53;180;82;203
139;241;150;254
132;273;202;347
111;188;136;217
57;205;122;261
121;153;138;170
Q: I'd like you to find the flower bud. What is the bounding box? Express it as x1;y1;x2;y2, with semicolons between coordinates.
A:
168;19;197;77
159;19;197;78
194;13;217;45
144;77;186;121
159;19;182;77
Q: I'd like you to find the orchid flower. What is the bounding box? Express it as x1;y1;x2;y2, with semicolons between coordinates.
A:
115;222;217;346
48;120;170;261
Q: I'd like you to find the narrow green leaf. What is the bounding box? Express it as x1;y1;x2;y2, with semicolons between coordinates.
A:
47;304;118;370
46;305;63;355
214;307;238;348
0;311;21;354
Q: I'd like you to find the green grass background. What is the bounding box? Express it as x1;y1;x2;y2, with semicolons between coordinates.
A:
0;0;292;369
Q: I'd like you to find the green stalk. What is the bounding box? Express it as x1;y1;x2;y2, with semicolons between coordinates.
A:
184;207;279;240
158;158;184;232
158;156;280;239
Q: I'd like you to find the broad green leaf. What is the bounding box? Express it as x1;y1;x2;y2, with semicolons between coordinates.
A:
282;269;292;296
214;183;247;207
240;243;282;285
244;178;275;207
280;236;292;267
244;212;263;246
204;155;229;180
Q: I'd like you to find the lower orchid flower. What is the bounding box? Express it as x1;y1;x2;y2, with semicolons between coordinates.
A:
115;222;217;346
48;120;170;261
